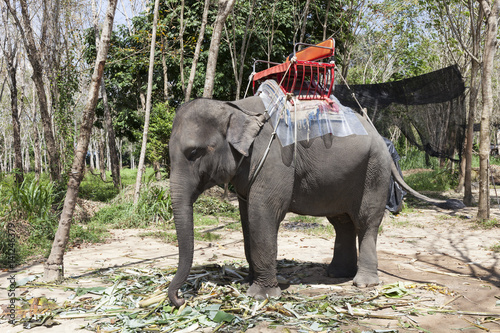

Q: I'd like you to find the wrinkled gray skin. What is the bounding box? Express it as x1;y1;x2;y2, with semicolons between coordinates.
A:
168;97;463;307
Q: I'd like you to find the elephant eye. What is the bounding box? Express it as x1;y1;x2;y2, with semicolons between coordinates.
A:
185;147;205;161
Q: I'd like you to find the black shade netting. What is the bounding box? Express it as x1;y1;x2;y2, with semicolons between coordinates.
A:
334;65;466;162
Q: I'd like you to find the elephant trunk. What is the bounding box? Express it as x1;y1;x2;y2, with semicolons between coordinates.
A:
168;178;197;307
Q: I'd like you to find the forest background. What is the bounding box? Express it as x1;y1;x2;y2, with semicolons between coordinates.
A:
0;0;499;269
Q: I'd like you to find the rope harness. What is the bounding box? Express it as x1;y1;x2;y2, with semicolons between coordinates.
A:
235;60;297;202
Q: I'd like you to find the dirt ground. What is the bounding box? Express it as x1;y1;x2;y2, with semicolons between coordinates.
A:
1;191;500;332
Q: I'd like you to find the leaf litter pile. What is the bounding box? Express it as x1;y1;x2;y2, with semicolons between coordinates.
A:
4;260;500;332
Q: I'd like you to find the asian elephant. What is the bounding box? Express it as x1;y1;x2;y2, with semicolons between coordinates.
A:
167;96;463;307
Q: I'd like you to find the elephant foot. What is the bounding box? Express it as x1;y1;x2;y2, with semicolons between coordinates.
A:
352;271;379;288
327;264;357;279
247;283;281;300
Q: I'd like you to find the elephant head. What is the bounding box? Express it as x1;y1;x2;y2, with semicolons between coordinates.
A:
167;98;265;307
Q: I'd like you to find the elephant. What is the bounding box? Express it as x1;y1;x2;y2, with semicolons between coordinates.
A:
167;96;464;307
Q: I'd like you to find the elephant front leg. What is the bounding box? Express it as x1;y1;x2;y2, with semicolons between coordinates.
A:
245;209;282;300
327;215;358;278
238;198;255;284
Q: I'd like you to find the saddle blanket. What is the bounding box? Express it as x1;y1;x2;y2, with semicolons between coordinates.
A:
257;79;368;147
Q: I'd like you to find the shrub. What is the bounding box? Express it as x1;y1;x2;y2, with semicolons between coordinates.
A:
0;177;58;267
194;196;238;217
404;169;459;192
8;178;55;220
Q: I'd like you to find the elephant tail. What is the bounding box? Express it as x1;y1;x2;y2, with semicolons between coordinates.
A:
391;162;465;210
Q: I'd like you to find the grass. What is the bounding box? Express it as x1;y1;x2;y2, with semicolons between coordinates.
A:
0;174;109;268
79;168;154;202
194;195;239;219
403;168;459;192
283;215;335;238
85;176;237;246
0;168;166;267
288;215;321;224
490;242;500;253
476;218;499;229
138;228;222;243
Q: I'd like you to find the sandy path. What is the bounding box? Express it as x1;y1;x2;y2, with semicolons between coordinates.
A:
1;204;499;332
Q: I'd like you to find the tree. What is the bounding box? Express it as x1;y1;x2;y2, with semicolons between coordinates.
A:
133;0;161;205
44;0;118;281
184;0;210;102
224;0;257;100
102;80;122;190
462;0;483;206
298;0;312;45
93;0;121;190
477;0;499;220
1;4;23;184
4;0;62;182
203;0;236;98
423;0;483;204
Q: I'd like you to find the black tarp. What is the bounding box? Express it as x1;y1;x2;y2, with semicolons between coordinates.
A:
334;65;466;162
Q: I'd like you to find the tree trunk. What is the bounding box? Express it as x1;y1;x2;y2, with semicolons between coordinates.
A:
153;160;161;181
161;34;170;102
99;128;107;181
133;0;160;205
464;56;480;206
185;0;210;102
266;1;278;63
33;111;42;181
322;0;331;41
118;139;123;171
89;140;95;170
6;0;61;182
43;0;118;281
101;79;121;190
203;0;236;98
476;0;499;220
178;0;185;94
299;0;311;44
130;142;135;169
462;0;483;205
235;0;256;100
8;65;23;185
1;12;24;184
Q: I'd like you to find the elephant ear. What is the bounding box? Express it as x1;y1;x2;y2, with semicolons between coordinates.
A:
226;103;266;156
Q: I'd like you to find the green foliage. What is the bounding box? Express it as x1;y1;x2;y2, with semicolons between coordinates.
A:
395;145;459;192
147;102;176;168
0;173;115;267
288;215;321;224
79;168;143;203
347;0;439;84
0;177;58;267
138;230;177;242
398;147;440;170
404;169;459;192
70;224;108;245
194;195;239;218
83;0;347;111
476;218;499;229
490;242;500;253
8;177;55;221
136;180;173;224
79;172;120;202
91;179;172;229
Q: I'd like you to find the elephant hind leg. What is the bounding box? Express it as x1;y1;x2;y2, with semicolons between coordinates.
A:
327;214;358;278
352;221;380;287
